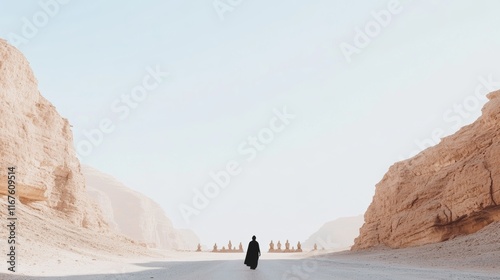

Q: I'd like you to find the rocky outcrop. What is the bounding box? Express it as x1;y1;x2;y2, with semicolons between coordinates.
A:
304;215;364;251
353;91;500;249
83;165;200;251
0;39;105;228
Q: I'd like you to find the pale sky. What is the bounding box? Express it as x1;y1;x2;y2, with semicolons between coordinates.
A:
2;0;500;248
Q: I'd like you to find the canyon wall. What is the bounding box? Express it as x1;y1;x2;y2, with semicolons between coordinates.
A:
0;39;105;228
353;91;500;249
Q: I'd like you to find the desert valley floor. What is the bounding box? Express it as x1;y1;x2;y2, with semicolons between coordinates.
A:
3;221;500;279
2;252;499;280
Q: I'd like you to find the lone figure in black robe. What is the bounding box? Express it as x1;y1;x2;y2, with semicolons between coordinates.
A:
244;235;261;270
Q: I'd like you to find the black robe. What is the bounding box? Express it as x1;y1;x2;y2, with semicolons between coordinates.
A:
244;240;260;269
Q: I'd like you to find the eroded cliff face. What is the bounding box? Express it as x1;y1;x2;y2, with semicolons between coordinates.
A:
0;39;105;228
83;165;200;251
353;91;500;249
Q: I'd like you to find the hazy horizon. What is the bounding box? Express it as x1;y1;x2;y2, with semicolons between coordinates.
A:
2;0;500;247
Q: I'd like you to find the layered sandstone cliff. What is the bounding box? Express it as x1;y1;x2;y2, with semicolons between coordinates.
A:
83;165;200;251
353;90;500;249
0;39;105;228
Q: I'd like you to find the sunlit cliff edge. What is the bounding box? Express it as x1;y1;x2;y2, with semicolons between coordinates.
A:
354;90;500;249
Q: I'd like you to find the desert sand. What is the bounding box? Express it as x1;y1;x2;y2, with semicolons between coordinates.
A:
1;221;499;279
2;247;499;279
7;258;495;280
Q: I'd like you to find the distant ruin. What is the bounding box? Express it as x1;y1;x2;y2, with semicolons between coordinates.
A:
196;241;244;253
268;240;303;253
197;239;314;253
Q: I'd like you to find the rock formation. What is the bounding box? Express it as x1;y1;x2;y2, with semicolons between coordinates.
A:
83;165;199;251
353;91;500;249
0;39;105;228
0;39;199;271
304;215;364;251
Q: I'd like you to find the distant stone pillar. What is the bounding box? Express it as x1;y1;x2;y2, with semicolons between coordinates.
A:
296;241;302;252
285;240;290;252
269;240;275;252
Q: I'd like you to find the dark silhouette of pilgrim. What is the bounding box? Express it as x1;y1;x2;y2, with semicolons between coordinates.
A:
244;235;261;270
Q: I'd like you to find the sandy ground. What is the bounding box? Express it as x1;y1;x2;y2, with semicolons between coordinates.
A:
2;251;499;280
4;227;500;280
3;227;500;279
2;197;500;279
334;221;500;272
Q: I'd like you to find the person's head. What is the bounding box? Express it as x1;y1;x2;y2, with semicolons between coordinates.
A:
252;235;256;241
